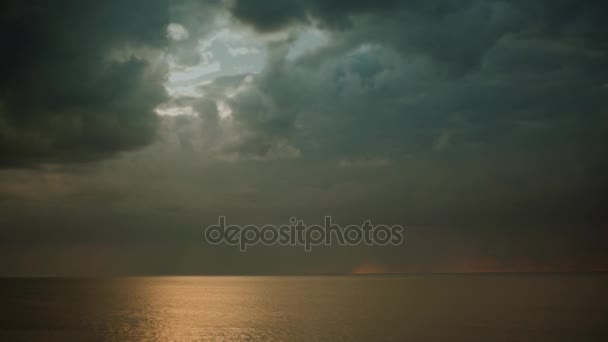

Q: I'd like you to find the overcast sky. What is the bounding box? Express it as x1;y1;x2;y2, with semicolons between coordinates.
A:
0;0;607;276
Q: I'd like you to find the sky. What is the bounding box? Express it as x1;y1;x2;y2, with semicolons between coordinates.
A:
0;0;607;276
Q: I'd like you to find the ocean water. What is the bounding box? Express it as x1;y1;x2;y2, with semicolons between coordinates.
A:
0;275;607;341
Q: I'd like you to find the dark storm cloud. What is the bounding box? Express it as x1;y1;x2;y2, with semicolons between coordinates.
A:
229;0;608;74
228;0;520;74
0;0;169;167
216;0;608;223
229;0;400;32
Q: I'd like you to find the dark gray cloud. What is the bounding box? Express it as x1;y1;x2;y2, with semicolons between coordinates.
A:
212;0;608;222
229;0;608;74
0;0;169;167
229;0;518;74
229;0;399;32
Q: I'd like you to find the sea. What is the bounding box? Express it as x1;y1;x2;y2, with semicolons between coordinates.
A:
1;275;606;341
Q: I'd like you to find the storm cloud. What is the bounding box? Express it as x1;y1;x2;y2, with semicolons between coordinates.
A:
0;0;169;167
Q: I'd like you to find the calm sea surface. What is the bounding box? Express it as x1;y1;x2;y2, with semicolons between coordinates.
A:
1;275;607;341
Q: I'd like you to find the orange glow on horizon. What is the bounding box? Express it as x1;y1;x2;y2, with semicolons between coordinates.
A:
351;263;391;275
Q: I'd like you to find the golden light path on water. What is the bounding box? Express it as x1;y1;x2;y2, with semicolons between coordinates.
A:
76;275;608;342
103;277;276;340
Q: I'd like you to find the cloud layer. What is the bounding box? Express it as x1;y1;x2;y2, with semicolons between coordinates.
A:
0;0;169;167
0;0;606;275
